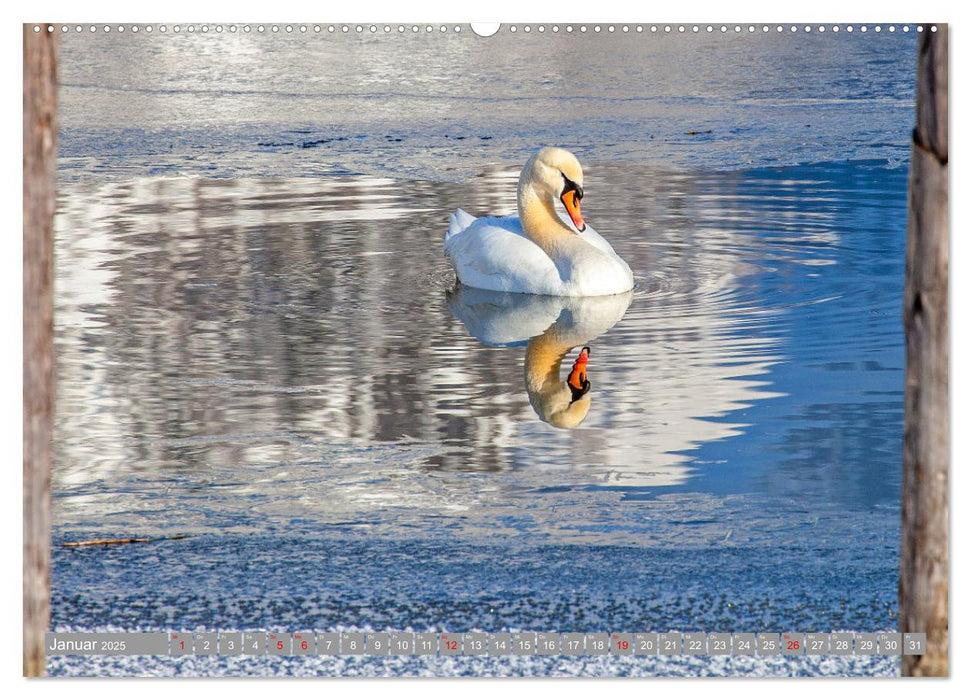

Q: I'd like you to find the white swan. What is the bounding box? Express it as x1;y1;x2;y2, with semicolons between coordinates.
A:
445;147;634;297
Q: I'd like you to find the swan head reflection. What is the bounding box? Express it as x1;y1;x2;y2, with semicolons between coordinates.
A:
446;286;632;429
527;342;593;429
568;346;592;402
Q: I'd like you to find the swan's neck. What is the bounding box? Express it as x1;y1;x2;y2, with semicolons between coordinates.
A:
517;182;575;258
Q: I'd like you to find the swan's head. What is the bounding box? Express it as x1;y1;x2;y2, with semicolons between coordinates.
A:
521;147;586;232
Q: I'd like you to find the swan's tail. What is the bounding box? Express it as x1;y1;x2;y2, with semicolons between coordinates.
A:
446;208;477;245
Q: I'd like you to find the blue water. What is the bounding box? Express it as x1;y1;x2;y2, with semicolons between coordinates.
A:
50;26;916;676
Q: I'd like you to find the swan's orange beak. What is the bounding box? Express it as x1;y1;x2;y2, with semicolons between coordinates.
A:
568;346;591;402
560;189;586;233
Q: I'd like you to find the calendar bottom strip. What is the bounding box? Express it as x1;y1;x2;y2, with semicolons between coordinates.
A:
46;631;927;657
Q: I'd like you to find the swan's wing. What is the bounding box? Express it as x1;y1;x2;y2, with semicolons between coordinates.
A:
446;208;478;242
578;225;618;256
553;211;618;257
444;216;563;295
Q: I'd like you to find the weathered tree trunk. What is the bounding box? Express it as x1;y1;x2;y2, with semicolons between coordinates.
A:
901;23;948;678
23;23;57;678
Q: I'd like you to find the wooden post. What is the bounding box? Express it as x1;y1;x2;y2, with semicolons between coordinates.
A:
23;23;57;678
901;23;948;678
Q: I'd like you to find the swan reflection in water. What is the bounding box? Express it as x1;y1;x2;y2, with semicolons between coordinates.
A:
446;287;633;428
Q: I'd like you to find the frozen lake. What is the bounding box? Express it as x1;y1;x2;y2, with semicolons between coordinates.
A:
50;25;915;676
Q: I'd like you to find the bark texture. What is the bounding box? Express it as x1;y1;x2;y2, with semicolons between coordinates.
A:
900;23;948;679
23;23;57;678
